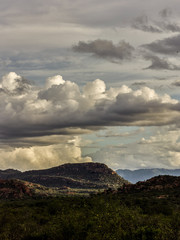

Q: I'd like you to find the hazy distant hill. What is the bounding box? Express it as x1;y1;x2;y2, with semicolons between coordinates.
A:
116;168;180;183
0;163;128;191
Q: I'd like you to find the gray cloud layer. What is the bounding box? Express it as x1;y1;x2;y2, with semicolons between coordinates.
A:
144;54;180;70
142;34;180;55
132;15;162;33
172;80;180;86
132;9;180;33
72;39;134;62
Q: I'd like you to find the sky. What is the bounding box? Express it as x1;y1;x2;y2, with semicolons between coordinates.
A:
1;0;180;170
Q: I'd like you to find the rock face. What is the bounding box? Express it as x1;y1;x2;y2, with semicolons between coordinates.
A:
0;179;58;199
116;168;180;183
0;179;33;199
117;175;180;194
0;163;129;190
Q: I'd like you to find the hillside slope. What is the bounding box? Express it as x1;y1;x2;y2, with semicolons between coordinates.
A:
117;175;180;194
0;163;128;190
0;179;52;199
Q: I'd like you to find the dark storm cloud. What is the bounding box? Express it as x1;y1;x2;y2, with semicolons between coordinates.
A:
72;39;134;62
144;54;180;70
142;34;180;55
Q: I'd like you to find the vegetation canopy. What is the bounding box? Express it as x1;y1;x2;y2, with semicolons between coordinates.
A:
0;185;179;240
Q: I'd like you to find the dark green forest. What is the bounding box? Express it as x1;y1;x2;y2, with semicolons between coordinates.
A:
0;190;180;240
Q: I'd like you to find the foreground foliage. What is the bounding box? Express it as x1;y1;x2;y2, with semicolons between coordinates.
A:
0;191;180;240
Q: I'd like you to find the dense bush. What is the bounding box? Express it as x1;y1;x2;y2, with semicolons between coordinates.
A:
0;193;179;240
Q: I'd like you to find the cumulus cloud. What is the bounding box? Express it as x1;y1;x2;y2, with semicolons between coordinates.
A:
0;72;180;145
0;136;92;171
1;72;180;171
0;72;31;95
45;75;65;89
72;39;134;62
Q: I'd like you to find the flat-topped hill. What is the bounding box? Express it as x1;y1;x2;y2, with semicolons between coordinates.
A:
0;162;129;190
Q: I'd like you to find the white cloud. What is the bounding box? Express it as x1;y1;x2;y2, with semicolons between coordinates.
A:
0;136;92;171
0;72;180;170
1;72;21;92
45;75;65;89
0;72;31;94
0;72;180;143
83;79;106;99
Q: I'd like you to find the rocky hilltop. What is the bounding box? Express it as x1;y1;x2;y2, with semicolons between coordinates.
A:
0;179;33;199
0;179;59;199
117;175;180;194
0;163;128;191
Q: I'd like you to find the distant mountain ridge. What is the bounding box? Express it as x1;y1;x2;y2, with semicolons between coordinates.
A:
0;163;128;191
116;168;180;183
